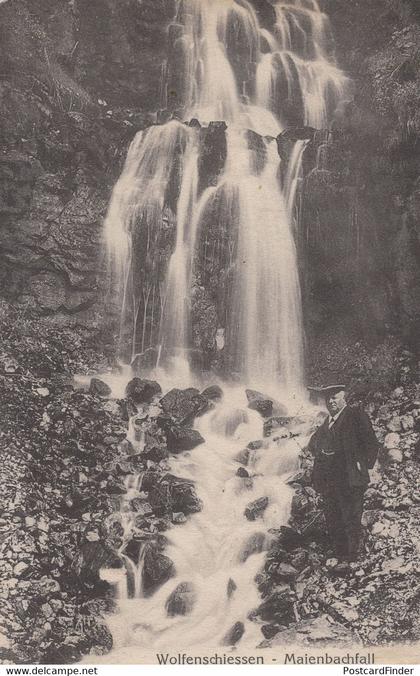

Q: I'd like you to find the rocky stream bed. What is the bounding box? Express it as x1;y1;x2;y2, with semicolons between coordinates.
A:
0;301;419;663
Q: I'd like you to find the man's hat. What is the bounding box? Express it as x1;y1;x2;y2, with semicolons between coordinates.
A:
308;383;346;395
307;383;347;401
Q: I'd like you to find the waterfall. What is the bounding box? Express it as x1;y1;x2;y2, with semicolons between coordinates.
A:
103;392;314;659
99;0;347;658
104;0;347;392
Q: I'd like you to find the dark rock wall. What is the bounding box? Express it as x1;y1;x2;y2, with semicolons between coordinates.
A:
305;0;420;372
0;0;175;322
0;0;419;377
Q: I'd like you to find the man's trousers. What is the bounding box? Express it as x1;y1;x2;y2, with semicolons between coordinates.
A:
322;484;365;561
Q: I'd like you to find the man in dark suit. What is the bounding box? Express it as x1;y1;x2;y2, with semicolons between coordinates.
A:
307;385;379;562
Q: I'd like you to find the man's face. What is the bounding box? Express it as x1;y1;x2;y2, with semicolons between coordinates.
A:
326;390;346;416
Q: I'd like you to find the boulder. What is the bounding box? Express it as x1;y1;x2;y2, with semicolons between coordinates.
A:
80;542;122;574
264;417;292;437
256;588;296;624
236;467;249;478
165;582;195;616
245;496;269;521
222;621;245;646
142;440;169;463
246;389;287;416
129;500;153;517
160;387;209;424
234;448;250;465
248;398;273;418
131;348;159;373
165;425;205;453
201;384;223;401
89;378;111;398
268;562;299;582
125;378;162;404
246;389;268;403
271;526;304;549
148;475;202;516
142;544;175;597
247;440;264;450
167;475;202;515
139;470;161;492
261;624;282;640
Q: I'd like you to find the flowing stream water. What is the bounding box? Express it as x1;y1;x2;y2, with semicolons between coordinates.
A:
100;0;347;658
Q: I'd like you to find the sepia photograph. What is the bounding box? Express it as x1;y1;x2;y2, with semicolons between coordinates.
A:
0;0;419;668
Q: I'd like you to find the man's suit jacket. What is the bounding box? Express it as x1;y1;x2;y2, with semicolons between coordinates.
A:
307;406;379;494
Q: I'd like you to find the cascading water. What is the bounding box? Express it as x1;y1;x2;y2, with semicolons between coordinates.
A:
105;0;347;392
101;392;312;660
100;0;347;658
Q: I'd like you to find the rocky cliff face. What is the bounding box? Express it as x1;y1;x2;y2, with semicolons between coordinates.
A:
0;0;175;323
304;0;420;377
0;0;419;379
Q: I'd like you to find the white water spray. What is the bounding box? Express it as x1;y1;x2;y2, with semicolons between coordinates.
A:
104;0;346;391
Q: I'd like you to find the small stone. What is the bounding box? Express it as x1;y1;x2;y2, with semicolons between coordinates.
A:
85;531;100;542
165;582;195;616
38;517;49;532
244;496;269;521
388;448;403;463
227;578;237;598
36;388;50;397
332;603;359;622
25;517;36;528
372;522;386;535
247;440;264;450
271;562;299;581
222;621;245;646
172;512;187;524
401;415;414;431
384;432;400;450
3;358;18;373
387;417;402;432
326;558;339;568
236;467;249;478
381;557;405;574
13;562;29;577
